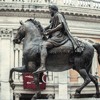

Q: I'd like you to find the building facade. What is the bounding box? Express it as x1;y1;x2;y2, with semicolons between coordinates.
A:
0;0;100;100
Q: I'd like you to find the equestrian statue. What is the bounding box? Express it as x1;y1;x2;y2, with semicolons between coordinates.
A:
9;5;100;98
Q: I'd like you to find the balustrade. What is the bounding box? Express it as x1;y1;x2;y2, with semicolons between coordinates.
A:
77;0;100;9
0;0;99;11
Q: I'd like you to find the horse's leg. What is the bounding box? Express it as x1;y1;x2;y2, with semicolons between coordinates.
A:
75;69;91;94
86;62;100;98
88;73;99;98
9;65;27;89
32;73;41;99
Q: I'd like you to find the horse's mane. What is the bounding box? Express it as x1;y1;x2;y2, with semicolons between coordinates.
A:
26;19;44;33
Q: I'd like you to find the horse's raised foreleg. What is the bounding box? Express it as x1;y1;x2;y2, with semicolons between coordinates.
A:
9;65;27;89
75;69;91;95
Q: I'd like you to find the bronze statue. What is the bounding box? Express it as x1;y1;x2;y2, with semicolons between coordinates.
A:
9;5;100;99
34;5;84;73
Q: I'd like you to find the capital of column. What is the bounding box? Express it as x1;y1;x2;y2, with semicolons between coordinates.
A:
0;28;13;39
0;28;13;38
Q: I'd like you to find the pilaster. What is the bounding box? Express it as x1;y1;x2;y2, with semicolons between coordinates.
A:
0;28;13;100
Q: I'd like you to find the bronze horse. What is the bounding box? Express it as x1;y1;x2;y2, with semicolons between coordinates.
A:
9;19;100;98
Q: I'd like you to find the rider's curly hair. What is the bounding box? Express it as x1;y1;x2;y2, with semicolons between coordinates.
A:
49;5;58;12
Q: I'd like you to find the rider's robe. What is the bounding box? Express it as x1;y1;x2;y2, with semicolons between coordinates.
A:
47;12;68;46
47;12;83;53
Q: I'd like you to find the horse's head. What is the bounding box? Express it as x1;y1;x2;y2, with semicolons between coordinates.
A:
13;21;26;44
13;19;44;44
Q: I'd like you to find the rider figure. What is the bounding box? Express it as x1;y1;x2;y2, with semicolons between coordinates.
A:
34;5;83;73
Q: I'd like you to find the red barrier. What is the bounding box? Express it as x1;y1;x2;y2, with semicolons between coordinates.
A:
23;73;46;90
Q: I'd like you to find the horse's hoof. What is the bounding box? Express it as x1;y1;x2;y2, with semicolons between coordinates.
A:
95;93;100;98
75;90;81;98
11;83;15;90
75;92;80;97
32;94;37;99
31;96;36;100
75;92;80;95
32;92;41;99
93;94;100;98
75;89;80;95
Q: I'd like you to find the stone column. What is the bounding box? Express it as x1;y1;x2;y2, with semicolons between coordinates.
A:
0;29;12;100
14;45;19;80
92;50;98;75
19;44;23;66
53;72;59;99
58;71;69;99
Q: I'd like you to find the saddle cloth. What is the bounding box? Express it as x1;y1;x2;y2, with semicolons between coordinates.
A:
49;38;85;54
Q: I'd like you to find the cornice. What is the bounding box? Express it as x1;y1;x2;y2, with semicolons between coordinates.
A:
0;10;50;18
0;10;100;23
0;2;100;19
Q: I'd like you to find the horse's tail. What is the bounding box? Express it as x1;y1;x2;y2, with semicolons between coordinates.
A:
93;43;100;64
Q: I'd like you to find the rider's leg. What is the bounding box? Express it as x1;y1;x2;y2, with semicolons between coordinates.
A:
34;41;53;73
40;43;48;70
